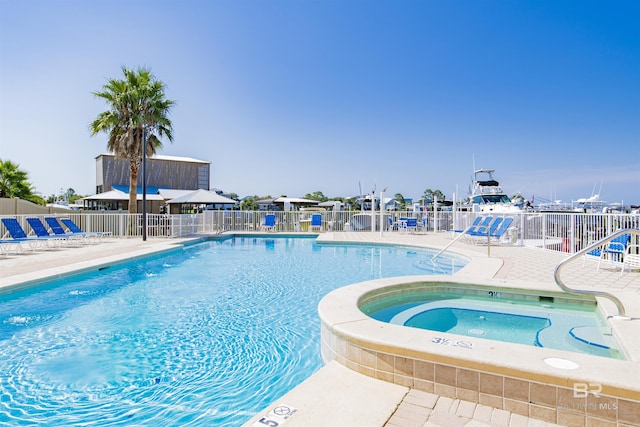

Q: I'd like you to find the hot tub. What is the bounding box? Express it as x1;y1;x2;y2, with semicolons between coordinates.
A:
318;276;639;426
359;288;624;359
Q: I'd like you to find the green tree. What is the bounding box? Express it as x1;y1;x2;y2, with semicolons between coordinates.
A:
393;193;406;210
303;191;329;202
344;197;359;211
90;67;175;213
241;195;267;211
47;188;84;205
421;188;446;204
0;159;33;199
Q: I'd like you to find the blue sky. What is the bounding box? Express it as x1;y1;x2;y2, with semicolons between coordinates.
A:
1;0;638;204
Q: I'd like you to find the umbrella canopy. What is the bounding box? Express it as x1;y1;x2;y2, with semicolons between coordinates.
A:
82;190;164;201
167;189;237;205
274;197;318;205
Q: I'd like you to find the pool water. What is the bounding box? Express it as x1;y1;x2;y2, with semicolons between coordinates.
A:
362;291;623;359
402;307;550;346
0;237;466;426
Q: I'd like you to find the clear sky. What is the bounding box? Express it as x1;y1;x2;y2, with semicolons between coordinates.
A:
1;0;638;205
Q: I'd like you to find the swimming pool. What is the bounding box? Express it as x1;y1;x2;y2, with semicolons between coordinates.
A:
0;236;466;426
360;287;624;359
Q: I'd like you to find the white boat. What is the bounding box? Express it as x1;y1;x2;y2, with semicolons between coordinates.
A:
466;169;525;213
534;198;573;212
571;194;611;213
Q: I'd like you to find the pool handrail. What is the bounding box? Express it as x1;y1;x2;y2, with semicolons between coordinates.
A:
554;228;639;318
431;217;493;261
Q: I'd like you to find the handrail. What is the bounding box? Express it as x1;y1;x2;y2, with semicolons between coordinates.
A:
431;223;477;261
554;228;640;318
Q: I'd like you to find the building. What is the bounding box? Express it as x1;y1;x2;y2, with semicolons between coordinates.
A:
85;153;212;212
95;153;210;194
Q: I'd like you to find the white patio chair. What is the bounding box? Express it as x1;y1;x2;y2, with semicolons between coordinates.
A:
621;244;640;276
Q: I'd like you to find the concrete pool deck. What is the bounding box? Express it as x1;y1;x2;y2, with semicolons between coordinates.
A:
1;232;639;426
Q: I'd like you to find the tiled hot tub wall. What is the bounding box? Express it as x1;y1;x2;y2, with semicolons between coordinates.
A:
321;323;640;426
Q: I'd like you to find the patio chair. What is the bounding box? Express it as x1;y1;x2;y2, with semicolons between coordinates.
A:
418;217;428;232
262;214;276;231
310;214;322;232
597;233;630;271
621;244;640;276
405;218;418;233
582;246;602;267
60;218;112;238
388;216;396;231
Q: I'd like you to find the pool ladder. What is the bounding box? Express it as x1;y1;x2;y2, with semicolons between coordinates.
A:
554;228;640;318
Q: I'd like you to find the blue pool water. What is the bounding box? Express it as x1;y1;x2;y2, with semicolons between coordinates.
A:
0;237;466;426
363;291;623;359
402;307;550;346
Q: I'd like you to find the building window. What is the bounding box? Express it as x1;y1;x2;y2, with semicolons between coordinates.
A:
198;165;209;190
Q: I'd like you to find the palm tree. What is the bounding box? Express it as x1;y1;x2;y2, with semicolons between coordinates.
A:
90;67;175;213
0;159;33;199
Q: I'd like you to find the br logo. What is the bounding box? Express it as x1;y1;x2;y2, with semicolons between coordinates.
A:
573;382;602;398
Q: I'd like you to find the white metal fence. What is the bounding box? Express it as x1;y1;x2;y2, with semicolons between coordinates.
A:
2;210;639;255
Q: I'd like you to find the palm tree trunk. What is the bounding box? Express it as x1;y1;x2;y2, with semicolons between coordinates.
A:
129;163;138;214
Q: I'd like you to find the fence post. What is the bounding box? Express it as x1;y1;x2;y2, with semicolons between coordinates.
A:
570;214;576;253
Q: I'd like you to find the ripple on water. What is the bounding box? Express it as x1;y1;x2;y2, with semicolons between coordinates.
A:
0;238;463;426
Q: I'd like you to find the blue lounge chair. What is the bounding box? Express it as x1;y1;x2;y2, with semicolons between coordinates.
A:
490;217;513;239
446;216;483;237
1;217;51;249
262;214;276;231
60;218;111;239
310;214;322;232
45;217;93;241
468;216;493;234
464;216;483;231
466;217;515;244
464;216;496;237
26;217;70;244
0;239;26;255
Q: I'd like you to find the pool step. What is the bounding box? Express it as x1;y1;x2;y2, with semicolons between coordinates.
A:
569;326;612;350
536;324;615;358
